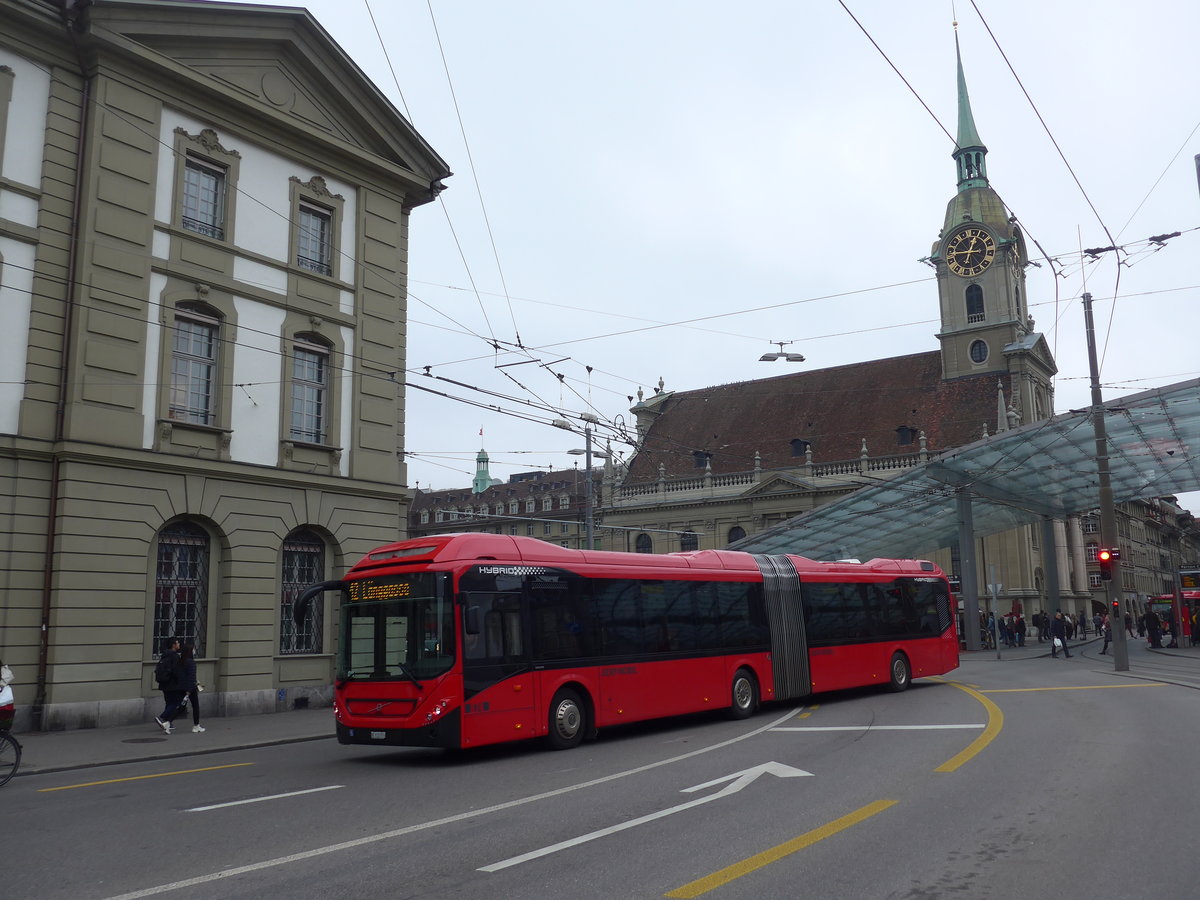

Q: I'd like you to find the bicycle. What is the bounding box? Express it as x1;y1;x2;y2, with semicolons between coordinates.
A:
0;729;19;787
979;627;996;650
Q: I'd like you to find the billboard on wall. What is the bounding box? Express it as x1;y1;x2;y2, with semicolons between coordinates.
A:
1182;569;1200;590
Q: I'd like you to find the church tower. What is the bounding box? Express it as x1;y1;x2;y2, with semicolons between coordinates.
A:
932;32;1056;424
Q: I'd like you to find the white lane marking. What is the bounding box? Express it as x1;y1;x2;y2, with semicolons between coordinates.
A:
187;785;344;811
103;705;804;899
773;724;985;731
481;762;813;872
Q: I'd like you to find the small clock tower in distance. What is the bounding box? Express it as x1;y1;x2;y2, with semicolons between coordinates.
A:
930;31;1056;426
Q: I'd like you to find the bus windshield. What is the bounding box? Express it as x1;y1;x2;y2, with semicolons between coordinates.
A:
339;572;454;682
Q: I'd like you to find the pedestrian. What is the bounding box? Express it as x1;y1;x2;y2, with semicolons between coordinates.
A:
1077;613;1087;639
1125;613;1134;638
1144;608;1163;648
1050;610;1072;658
178;642;205;733
1099;614;1112;655
1015;614;1026;647
153;637;186;734
1036;610;1046;643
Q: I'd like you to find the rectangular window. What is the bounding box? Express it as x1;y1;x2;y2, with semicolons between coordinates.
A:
290;343;327;443
181;157;227;239
297;203;333;276
170;312;218;425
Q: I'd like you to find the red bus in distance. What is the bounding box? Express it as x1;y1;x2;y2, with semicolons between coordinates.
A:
295;534;959;751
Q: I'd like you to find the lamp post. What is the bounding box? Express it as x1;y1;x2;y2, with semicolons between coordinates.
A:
556;414;608;550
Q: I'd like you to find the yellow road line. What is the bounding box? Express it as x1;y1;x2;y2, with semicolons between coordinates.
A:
934;682;1002;773
982;683;1166;693
38;762;254;792
664;799;897;898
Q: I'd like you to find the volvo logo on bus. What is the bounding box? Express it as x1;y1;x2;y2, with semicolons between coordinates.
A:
475;565;547;576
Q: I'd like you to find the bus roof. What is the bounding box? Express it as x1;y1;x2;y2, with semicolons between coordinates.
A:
346;533;944;580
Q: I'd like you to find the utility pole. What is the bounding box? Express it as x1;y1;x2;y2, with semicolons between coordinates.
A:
1083;292;1128;671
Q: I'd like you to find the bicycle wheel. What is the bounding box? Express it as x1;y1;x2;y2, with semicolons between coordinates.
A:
0;731;20;787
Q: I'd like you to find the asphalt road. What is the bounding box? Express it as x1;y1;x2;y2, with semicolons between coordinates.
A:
8;647;1194;899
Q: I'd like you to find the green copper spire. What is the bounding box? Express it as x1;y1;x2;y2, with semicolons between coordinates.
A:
953;31;988;191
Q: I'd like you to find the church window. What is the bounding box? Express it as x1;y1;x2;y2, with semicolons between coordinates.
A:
965;284;984;323
969;340;988;364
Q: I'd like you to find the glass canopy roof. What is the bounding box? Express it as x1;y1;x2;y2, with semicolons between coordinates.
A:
732;378;1200;562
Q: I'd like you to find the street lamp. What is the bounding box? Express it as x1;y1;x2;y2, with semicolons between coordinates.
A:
759;340;805;362
555;414;608;549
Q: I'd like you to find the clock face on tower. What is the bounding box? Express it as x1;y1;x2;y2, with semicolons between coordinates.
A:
944;226;997;277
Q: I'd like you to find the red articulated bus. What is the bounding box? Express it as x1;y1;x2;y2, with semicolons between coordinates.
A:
295;534;958;751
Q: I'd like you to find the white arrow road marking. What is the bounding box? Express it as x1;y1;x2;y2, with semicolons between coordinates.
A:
478;762;812;873
187;785;343;811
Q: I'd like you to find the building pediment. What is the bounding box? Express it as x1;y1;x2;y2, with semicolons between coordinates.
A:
88;3;450;186
1003;331;1058;376
740;473;813;497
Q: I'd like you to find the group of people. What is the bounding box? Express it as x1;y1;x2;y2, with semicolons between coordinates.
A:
154;636;205;735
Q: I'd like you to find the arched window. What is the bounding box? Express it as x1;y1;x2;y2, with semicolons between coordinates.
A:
965;284;984;322
727;526;746;544
635;533;653;554
280;528;325;654
154;522;210;657
680;531;698;552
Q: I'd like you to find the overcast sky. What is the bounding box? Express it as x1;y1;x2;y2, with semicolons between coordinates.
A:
245;0;1199;512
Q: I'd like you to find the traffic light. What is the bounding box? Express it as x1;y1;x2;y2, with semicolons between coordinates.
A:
1097;548;1114;581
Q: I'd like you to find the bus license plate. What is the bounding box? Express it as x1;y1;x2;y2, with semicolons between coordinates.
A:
370;731;386;740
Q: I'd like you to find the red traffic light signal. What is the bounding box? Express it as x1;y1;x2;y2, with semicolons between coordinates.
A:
1098;548;1114;580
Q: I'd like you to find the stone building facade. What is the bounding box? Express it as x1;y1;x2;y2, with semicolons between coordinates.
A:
0;0;449;730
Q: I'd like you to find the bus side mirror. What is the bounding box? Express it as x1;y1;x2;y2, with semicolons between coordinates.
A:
465;606;480;635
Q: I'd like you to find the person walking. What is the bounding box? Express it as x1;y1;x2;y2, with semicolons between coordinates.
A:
154;637;186;733
1099;614;1112;655
1015;614;1026;647
1144;608;1163;648
1050;610;1072;658
179;642;205;733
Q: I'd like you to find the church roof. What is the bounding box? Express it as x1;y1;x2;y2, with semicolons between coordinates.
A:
623;352;1010;482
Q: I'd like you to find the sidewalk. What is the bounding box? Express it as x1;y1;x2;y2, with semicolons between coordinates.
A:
12;706;334;777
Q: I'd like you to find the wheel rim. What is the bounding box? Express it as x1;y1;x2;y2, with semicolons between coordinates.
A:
892;657;908;685
553;697;582;742
733;676;753;710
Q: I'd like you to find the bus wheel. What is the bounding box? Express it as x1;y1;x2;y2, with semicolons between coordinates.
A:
547;688;586;750
728;669;758;719
888;653;911;692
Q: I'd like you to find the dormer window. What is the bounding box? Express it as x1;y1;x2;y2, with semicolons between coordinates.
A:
896;426;918;446
692;450;712;468
790;438;811;457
